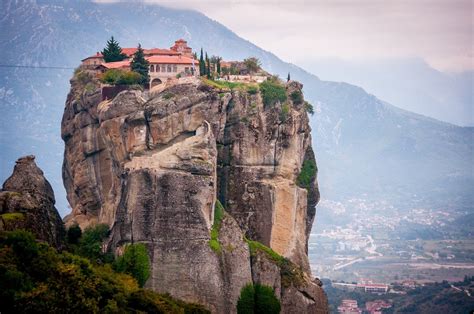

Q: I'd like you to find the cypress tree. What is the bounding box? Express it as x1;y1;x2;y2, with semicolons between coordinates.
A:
287;72;291;82
205;52;211;79
102;36;127;62
199;48;205;76
130;44;150;85
217;57;221;75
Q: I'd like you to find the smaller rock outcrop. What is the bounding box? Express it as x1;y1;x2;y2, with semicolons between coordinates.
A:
0;155;65;248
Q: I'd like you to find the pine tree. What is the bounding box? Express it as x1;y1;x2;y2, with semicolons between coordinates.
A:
102;36;127;62
130;44;150;85
199;48;205;76
287;72;291;82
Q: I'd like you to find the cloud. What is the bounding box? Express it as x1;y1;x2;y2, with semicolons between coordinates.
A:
94;0;473;72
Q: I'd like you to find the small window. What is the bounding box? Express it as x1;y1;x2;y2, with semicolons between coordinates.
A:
156;65;160;72
150;65;154;72
185;67;189;73
173;65;178;72
167;65;172;72
162;65;166;72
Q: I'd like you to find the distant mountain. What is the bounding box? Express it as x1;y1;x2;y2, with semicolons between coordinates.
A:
303;58;474;126
1;0;472;220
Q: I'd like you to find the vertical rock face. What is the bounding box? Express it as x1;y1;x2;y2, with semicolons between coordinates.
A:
0;155;65;248
62;72;327;313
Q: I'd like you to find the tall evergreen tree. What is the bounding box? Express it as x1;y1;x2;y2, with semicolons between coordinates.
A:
205;52;211;79
102;36;127;62
130;44;150;85
199;48;205;76
287;72;291;82
216;57;221;75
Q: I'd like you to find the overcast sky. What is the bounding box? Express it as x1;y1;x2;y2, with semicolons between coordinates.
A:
99;0;473;72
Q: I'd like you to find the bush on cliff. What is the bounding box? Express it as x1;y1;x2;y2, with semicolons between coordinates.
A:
209;200;225;253
76;224;113;263
259;79;287;108
114;243;151;287
296;159;317;190
0;230;210;313
100;69;143;85
237;283;281;314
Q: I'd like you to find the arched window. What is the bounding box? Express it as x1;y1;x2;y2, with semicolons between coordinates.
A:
150;65;155;72
167;65;172;72
156;64;160;72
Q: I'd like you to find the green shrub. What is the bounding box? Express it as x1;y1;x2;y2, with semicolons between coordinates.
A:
100;69;142;86
163;92;175;100
0;230;209;313
237;283;281;314
203;78;246;90
290;90;303;105
259;80;287;108
246;239;305;288
209;200;225;253
75;70;93;86
304;101;314;115
77;224;112;263
247;85;259;95
114;243;151;287
296;159;317;190
254;284;281;314
1;212;25;222
280;103;290;122
66;224;82;245
237;284;255;314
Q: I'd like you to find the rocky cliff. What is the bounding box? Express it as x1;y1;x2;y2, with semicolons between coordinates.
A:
0;155;65;249
61;71;327;313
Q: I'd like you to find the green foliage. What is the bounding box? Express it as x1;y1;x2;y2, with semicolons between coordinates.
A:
236;283;281;314
199;48;206;76
1;212;25;222
243;57;262;74
202;78;246;90
259;79;287;108
114;243;151;287
100;69;142;85
0;230;209;313
237;284;255;314
304;101;314;115
66;224;82;245
247;85;259;95
77;224;112;263
290;90;303;105
102;36;127;62
209;200;225;254
130;44;150;85
75;69;93;86
280;103;290;122
296;159;317;190
163;92;175;100
246;239;305;288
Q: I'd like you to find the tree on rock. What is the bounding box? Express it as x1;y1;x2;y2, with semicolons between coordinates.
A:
130;44;150;85
115;243;151;287
102;36;127;62
243;57;262;74
237;283;280;314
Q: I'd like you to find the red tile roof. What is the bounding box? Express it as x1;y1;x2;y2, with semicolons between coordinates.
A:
98;60;131;69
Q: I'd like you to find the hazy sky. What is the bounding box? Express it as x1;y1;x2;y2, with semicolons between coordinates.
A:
98;0;473;72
